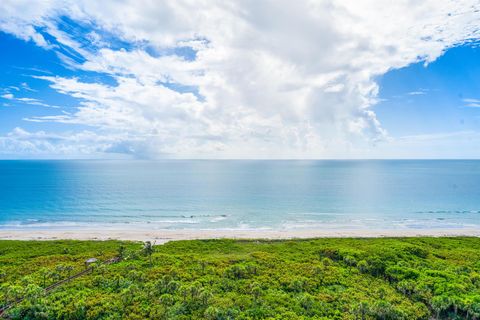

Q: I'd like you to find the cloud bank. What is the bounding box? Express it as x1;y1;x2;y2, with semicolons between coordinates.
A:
1;0;480;158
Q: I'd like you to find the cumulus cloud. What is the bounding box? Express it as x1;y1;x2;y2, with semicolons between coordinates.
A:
0;127;122;158
1;0;480;158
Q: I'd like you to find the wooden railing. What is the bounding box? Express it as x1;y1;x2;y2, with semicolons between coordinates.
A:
0;256;121;318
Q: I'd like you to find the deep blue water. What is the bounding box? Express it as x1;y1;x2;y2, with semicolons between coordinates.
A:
0;160;479;231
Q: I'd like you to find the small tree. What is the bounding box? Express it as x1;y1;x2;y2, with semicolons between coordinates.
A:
143;241;155;266
117;244;126;260
199;289;213;306
352;301;370;320
39;268;50;288
431;295;450;320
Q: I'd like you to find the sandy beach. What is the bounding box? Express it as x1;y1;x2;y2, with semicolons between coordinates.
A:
1;228;479;243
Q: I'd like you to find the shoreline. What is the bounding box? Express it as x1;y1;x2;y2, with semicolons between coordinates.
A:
1;228;479;243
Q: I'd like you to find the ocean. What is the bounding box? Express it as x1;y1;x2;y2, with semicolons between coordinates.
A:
0;160;479;231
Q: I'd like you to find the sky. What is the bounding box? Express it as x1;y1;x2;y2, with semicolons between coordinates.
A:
1;1;480;159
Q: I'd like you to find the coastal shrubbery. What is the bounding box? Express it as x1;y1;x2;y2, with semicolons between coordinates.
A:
1;237;480;319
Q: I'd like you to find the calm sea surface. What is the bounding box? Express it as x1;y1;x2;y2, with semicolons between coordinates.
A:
0;160;479;231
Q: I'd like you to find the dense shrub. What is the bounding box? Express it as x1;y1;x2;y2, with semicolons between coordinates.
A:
1;237;480;319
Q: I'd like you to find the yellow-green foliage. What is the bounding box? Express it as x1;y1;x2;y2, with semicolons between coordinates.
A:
1;237;480;319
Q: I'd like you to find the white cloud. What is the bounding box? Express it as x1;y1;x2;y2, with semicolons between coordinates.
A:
1;0;480;158
0;92;59;108
408;91;427;96
463;98;480;108
1;93;14;99
21;82;37;92
0;127;136;158
370;131;480;159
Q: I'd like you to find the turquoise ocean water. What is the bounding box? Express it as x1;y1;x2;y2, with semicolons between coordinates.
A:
0;160;479;231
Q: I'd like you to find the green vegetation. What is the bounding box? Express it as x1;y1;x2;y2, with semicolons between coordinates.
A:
1;237;480;319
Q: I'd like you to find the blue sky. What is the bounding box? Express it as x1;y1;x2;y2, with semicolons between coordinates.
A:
1;1;480;159
376;45;480;137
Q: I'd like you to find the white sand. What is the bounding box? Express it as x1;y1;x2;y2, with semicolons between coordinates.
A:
0;228;479;243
